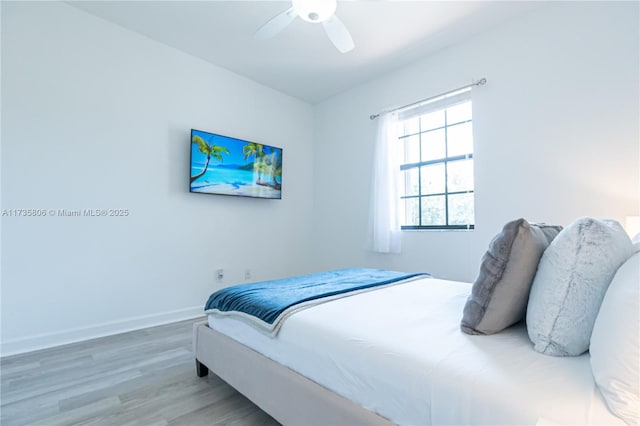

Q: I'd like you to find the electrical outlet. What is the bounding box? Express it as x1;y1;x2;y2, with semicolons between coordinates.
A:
216;269;224;281
244;269;252;280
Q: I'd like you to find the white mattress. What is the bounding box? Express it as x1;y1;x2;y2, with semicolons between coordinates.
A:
207;277;623;425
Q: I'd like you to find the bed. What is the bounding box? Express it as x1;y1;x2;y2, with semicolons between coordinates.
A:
193;275;626;425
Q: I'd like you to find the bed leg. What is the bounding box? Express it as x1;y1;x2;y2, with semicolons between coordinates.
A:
195;359;209;377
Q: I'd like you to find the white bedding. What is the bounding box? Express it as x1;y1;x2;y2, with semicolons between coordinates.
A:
208;277;623;425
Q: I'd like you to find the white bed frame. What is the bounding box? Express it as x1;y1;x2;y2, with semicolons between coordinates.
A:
193;321;393;425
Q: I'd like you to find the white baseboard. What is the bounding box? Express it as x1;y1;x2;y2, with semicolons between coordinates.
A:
0;306;204;358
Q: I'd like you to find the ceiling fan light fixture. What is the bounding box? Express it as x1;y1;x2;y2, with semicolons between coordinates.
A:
292;0;337;23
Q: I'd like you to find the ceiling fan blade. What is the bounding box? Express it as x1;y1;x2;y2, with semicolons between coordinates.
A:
254;7;297;40
321;15;354;53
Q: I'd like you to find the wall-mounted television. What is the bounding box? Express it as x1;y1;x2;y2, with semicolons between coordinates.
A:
190;129;282;199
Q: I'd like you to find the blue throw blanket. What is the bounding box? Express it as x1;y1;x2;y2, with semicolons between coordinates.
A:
205;268;430;335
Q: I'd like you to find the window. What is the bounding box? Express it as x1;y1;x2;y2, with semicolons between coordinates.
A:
398;95;474;230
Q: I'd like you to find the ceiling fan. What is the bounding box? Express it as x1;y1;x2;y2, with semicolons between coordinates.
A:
254;0;354;53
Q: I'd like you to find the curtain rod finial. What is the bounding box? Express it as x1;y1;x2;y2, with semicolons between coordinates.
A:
370;114;378;120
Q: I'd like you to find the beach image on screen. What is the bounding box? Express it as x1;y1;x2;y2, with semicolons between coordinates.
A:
190;130;282;199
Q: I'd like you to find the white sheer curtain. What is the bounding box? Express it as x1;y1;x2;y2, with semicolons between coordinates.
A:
367;112;402;253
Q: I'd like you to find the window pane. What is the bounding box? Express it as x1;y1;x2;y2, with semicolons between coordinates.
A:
403;168;419;196
401;134;420;163
421;195;445;226
448;193;474;225
420;163;445;195
403;198;419;226
420;110;444;131
398;98;474;230
447;101;472;125
403;117;420;135
447;159;474;192
421;129;446;162
447;122;473;157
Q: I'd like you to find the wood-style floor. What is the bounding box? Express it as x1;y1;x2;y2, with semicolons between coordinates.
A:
0;318;279;425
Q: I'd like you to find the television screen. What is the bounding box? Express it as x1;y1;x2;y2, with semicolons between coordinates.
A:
190;129;282;199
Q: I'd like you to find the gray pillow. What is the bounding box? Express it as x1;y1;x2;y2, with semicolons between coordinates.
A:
526;218;635;356
461;219;562;335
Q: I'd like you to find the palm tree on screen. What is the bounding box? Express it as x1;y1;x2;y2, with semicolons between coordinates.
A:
190;135;229;183
243;142;265;183
270;151;282;190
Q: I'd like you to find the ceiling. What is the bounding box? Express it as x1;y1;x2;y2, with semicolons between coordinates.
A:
69;1;540;104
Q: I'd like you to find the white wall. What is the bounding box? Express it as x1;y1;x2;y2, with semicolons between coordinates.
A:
1;2;315;355
312;2;639;282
